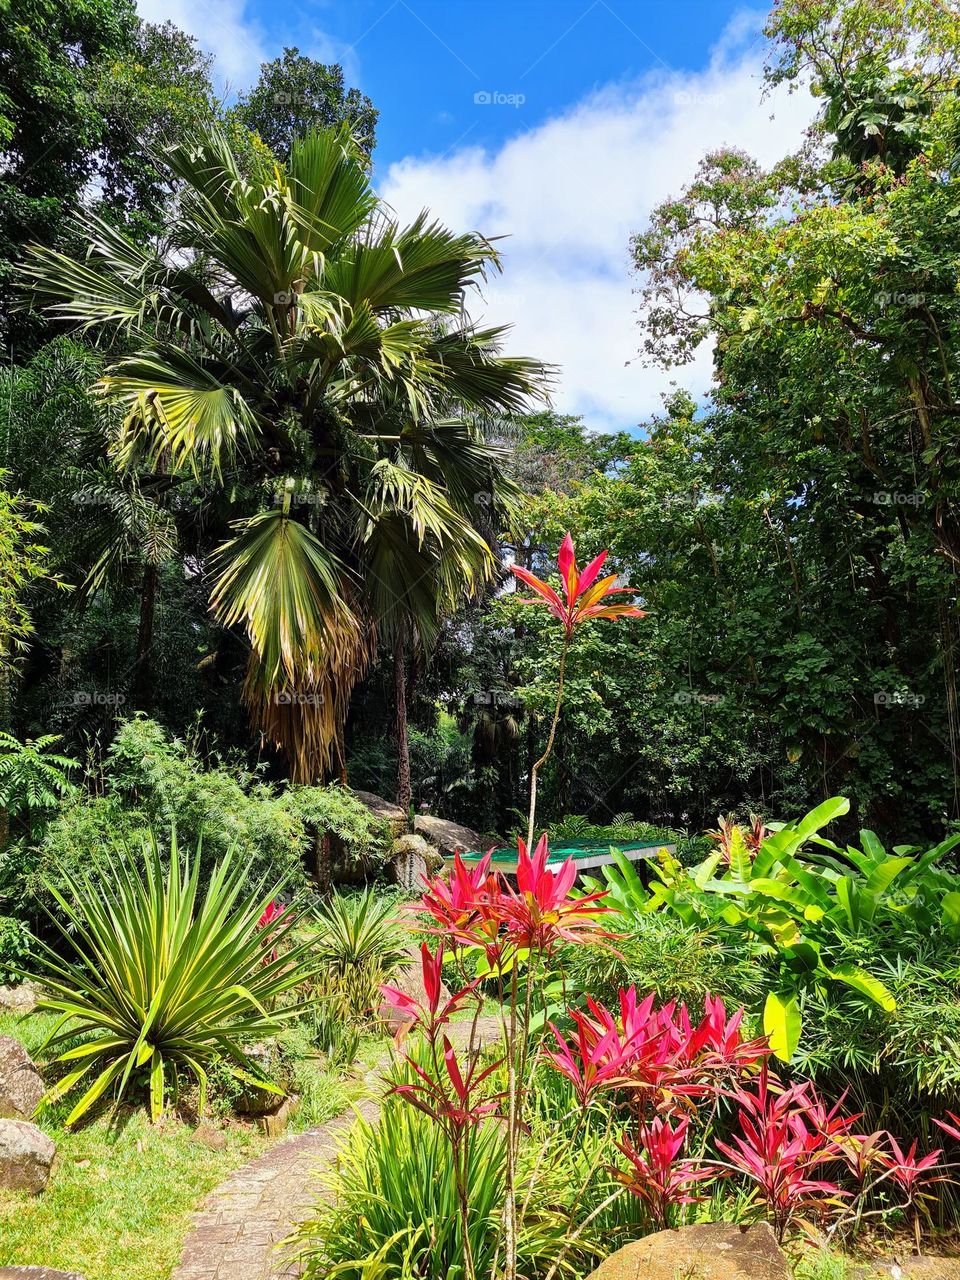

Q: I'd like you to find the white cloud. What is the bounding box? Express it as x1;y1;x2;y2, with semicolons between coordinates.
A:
380;23;814;431
136;0;268;86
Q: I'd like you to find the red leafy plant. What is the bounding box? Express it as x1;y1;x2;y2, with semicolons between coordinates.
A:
546;987;769;1107
613;1115;717;1228
382;837;612;1280
878;1135;950;1253
715;1067;852;1242
256;899;290;964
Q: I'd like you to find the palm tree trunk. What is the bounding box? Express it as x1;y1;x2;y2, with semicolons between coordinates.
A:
132;562;157;710
394;636;411;815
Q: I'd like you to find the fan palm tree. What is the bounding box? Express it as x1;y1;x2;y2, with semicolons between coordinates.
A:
22;124;549;779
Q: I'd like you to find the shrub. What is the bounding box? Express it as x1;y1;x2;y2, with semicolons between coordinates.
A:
15;718;391;926
309;888;408;1023
562;911;765;1013
34;832;320;1125
290;1071;605;1280
594;796;960;1062
0;915;33;985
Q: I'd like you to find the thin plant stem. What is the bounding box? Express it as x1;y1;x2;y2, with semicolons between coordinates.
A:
526;635;570;850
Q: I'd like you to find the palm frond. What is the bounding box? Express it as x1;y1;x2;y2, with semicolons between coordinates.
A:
210;509;361;687
356;458;493;646
101;349;260;477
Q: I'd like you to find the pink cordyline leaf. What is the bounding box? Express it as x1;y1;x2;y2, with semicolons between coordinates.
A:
389;1035;506;1133
414;839;613;959
545;988;771;1106
934;1112;960;1142
380;941;481;1041
715;1066;849;1241
500;835;612;951
612;1115;718;1228
511;532;646;638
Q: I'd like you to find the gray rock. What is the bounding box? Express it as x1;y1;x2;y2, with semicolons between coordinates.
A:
0;984;38;1016
350;790;408;836
0;1270;85;1279
256;1094;300;1137
0;1119;56;1194
0;1037;43;1121
586;1223;791;1280
389;833;443;890
414;814;483;858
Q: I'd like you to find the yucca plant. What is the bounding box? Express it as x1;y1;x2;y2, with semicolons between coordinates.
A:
310;887;408;1022
33;831;320;1125
312;887;408;973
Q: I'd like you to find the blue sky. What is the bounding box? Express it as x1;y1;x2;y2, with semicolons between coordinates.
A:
137;0;813;429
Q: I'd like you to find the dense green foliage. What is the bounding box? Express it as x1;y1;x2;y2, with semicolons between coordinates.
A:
594;796;960;1127
0;717;390;934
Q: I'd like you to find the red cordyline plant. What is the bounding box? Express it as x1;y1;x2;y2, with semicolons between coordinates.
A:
382;839;611;1280
715;1067;851;1242
256;899;290;964
546;987;769;1108
613;1115;717;1228
878;1135;950;1253
381;944;505;1280
512;533;645;848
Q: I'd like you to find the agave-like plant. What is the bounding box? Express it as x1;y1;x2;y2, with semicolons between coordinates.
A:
34;832;319;1125
310;888;408;1022
312;888;408;972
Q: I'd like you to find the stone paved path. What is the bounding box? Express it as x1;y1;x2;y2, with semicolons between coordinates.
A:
171;1096;380;1280
171;1017;502;1280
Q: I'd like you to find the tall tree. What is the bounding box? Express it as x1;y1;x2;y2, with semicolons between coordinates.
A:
232;48;377;161
0;0;215;354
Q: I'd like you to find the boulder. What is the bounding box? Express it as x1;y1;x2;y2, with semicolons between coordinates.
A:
0;1037;43;1121
378;946;452;1034
257;1095;300;1137
350;790;408;837
0;1119;56;1194
414;814;483;858
0;984;38;1016
586;1223;791;1280
389;833;443;890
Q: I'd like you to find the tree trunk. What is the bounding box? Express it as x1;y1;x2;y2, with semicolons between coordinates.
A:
131;562;158;710
394;637;411;815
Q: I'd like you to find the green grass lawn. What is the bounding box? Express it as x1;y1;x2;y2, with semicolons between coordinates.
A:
0;1102;269;1278
0;1010;385;1279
